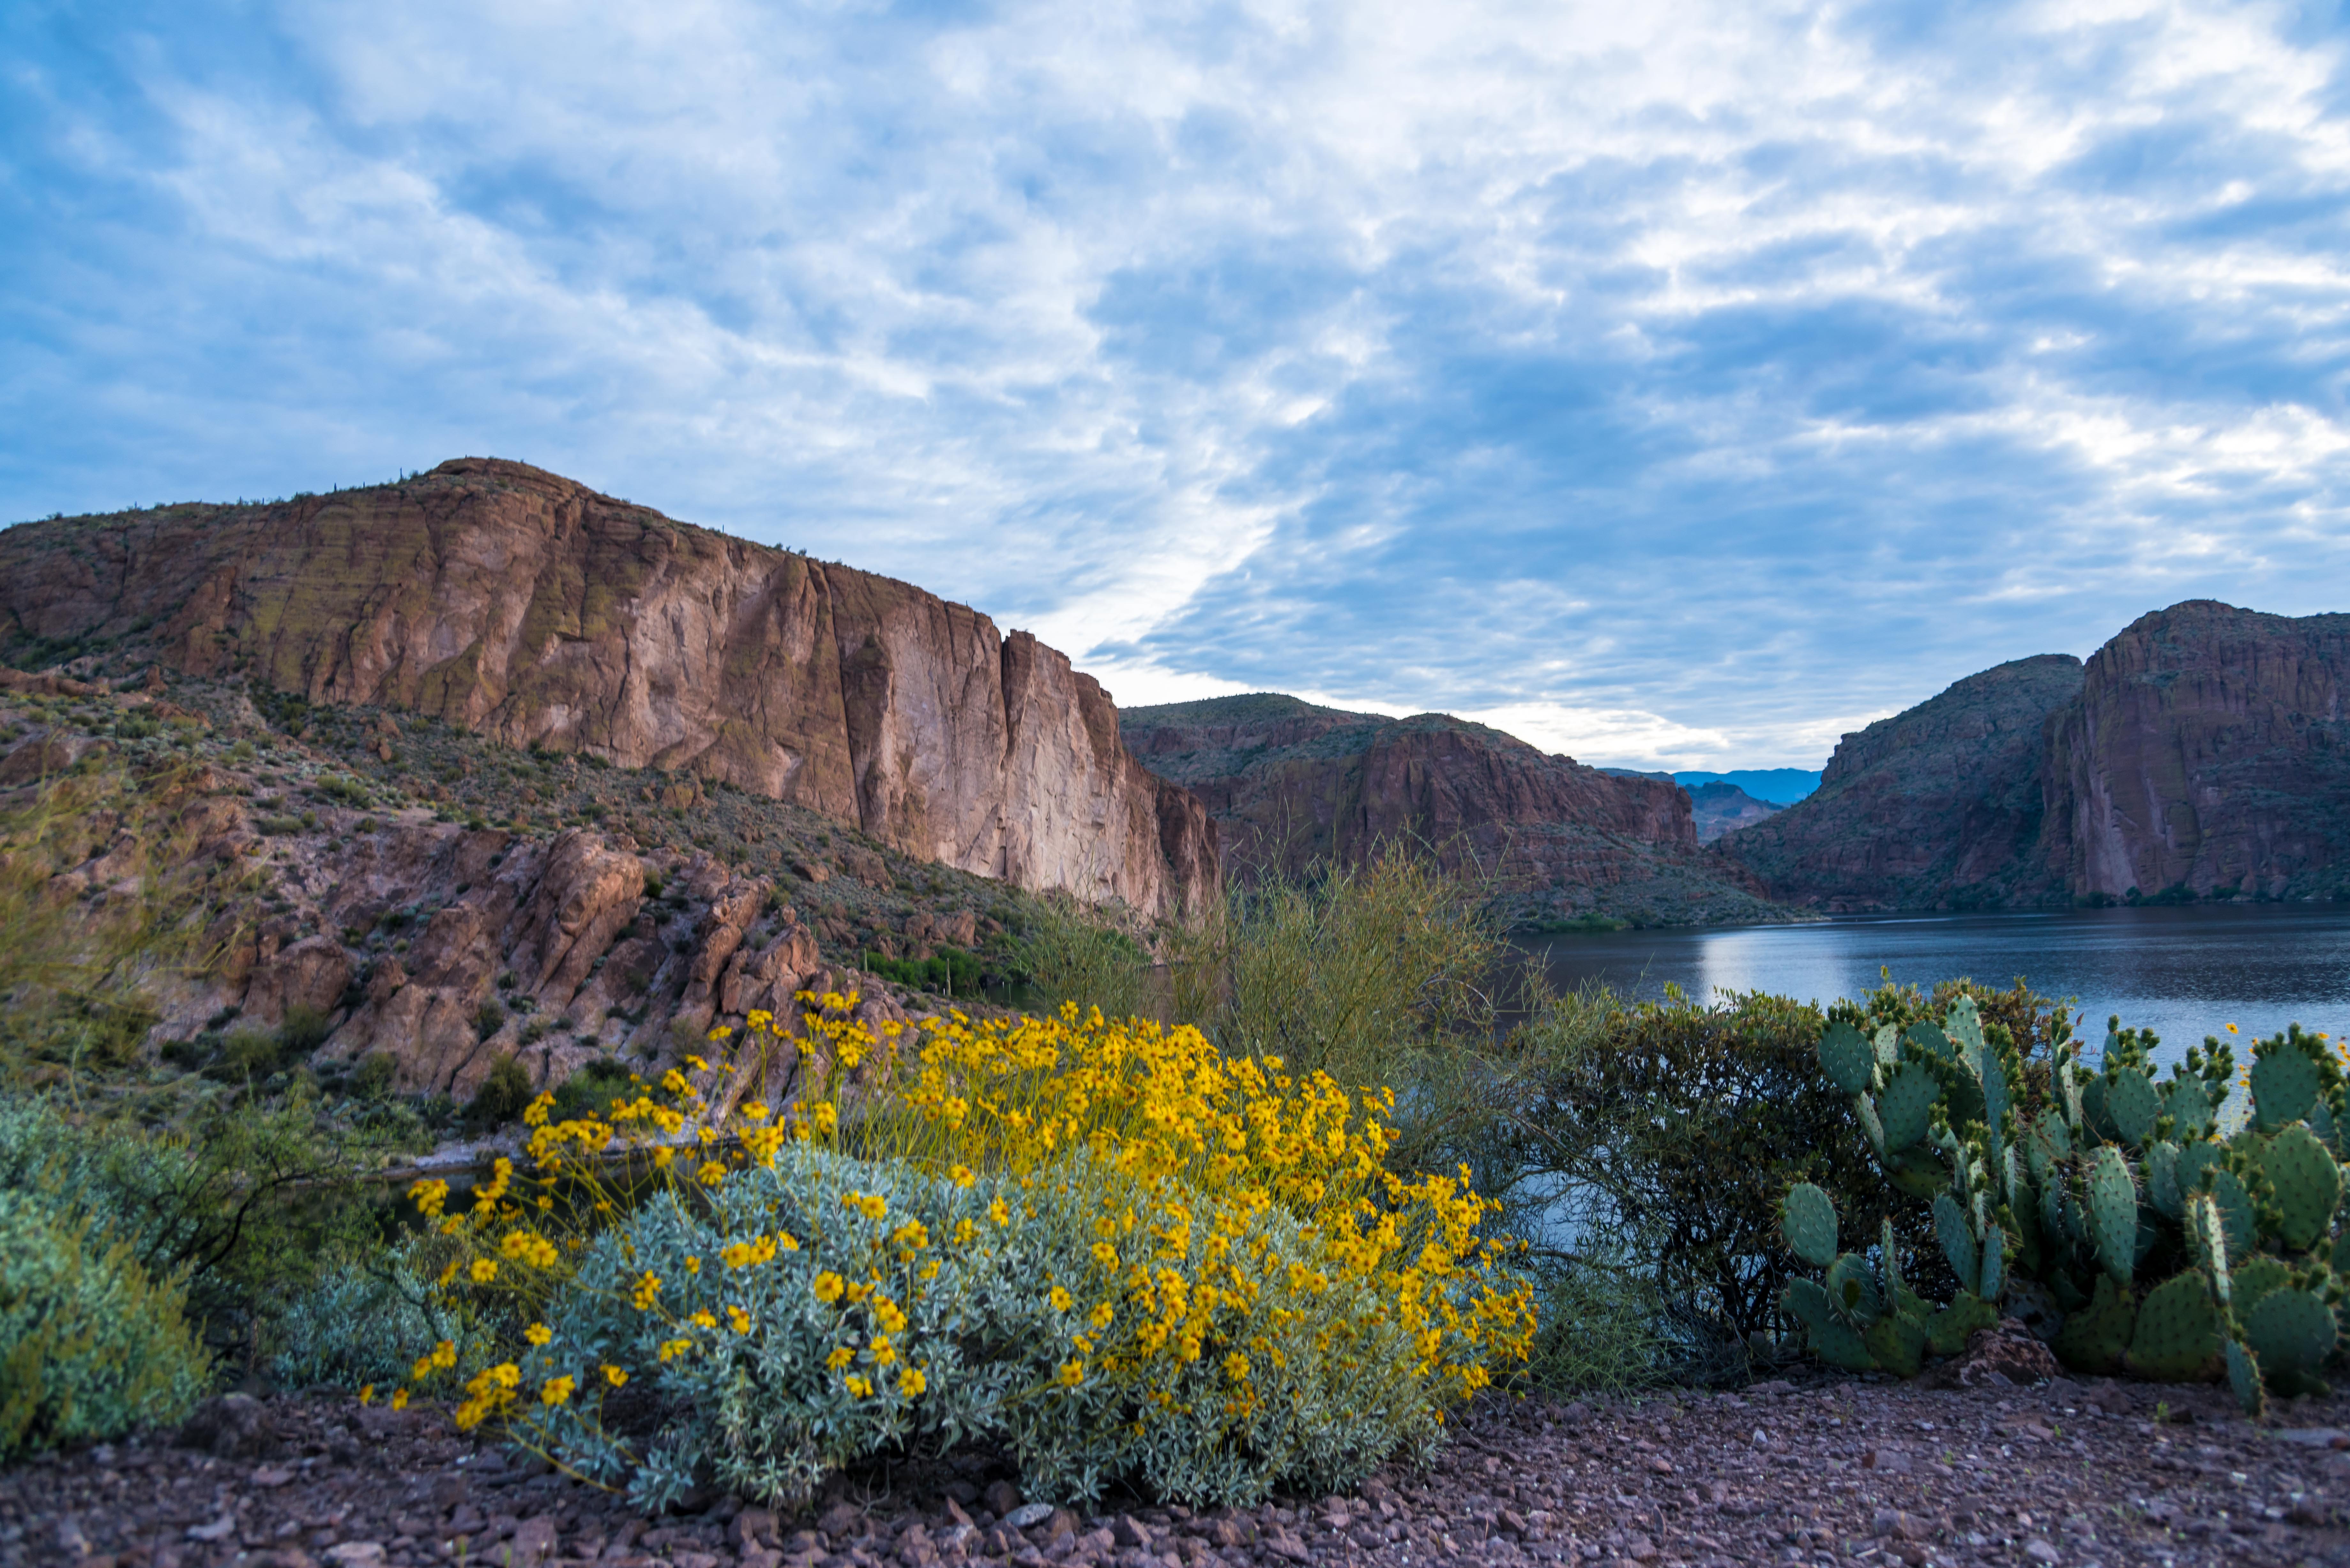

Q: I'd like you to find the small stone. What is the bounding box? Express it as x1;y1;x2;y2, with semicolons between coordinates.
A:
187;1516;238;1544
2023;1540;2061;1564
984;1481;1025;1519
323;1546;386;1568
251;1466;296;1488
1003;1503;1056;1531
819;1501;871;1541
508;1517;558;1565
1115;1517;1155;1549
1646;1456;1674;1475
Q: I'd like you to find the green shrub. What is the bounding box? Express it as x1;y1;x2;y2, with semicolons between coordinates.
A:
548;1058;637;1124
462;1054;533;1133
268;1235;491;1392
860;946;983;995
1511;986;1882;1366
0;1189;209;1458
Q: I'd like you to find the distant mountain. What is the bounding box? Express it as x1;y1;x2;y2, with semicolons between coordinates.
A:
1123;695;1788;927
1672;768;1821;805
1686;780;1782;844
1717;602;2350;910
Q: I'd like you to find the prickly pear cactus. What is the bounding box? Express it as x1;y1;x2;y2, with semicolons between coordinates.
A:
2126;1271;2224;1382
2261;1124;2342;1252
2226;1336;2268;1419
2085;1145;2139;1285
1781;1181;1840;1269
1794;995;2349;1397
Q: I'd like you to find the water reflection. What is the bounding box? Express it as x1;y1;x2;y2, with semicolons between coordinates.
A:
1522;904;2350;1073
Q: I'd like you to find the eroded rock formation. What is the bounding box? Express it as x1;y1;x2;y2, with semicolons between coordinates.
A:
1122;695;1784;926
1717;655;2085;912
1721;602;2350;909
0;458;1214;916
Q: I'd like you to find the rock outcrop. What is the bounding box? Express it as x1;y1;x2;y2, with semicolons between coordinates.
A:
1687;781;1781;844
0;458;1214;917
1122;695;1785;926
2043;601;2350;903
1717;655;2085;911
1721;602;2350;909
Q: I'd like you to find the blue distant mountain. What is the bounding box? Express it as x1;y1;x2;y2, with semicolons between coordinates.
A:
1671;768;1821;805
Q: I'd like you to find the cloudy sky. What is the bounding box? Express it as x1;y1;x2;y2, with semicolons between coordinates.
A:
7;2;2349;768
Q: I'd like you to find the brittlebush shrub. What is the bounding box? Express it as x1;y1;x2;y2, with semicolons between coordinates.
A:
0;1189;210;1459
393;996;1532;1510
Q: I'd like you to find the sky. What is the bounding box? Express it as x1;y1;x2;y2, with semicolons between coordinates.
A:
6;2;2350;770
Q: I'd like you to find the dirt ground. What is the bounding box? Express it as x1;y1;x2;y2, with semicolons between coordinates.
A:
5;1370;2347;1568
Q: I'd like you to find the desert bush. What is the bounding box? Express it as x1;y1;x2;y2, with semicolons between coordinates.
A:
463;1054;533;1133
268;1233;493;1393
393;997;1531;1510
0;1187;210;1459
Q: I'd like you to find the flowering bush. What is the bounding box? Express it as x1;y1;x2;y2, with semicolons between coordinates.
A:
393;996;1532;1508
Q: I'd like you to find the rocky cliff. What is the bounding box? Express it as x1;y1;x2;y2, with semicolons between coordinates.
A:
1717;656;2084;911
1721;602;2350;910
1121;694;1785;926
2043;601;2350;903
0;458;1214;917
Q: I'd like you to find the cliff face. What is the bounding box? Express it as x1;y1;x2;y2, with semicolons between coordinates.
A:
1718;656;2083;911
2044;601;2350;902
1122;695;1785;926
1720;602;2350;910
0;458;1215;916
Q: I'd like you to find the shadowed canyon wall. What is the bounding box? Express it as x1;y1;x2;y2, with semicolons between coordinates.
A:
1122;694;1785;926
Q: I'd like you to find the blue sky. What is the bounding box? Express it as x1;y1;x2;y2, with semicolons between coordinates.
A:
6;1;2349;769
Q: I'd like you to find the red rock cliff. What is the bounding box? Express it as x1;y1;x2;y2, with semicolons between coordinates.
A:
1122;694;1784;926
0;458;1216;916
2043;601;2350;901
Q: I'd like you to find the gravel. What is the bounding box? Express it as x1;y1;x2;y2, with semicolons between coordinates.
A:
7;1374;2348;1568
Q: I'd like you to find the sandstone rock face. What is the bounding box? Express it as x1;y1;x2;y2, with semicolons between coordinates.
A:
2043;601;2350;902
1122;695;1784;926
1718;656;2085;912
0;458;1213;917
1721;603;2350;909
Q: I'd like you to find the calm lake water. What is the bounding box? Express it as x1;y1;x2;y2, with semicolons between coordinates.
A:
1524;904;2350;1073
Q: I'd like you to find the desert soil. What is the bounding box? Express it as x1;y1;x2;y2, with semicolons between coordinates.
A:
5;1369;2348;1568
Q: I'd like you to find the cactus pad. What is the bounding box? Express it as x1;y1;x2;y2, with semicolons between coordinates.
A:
1923;1291;1998;1358
1864;1311;1929;1378
2086;1144;2139;1285
1979;1222;2006;1303
2125;1271;2223;1382
1904;1020;1951;1060
2184;1191;2229;1275
2144;1140;2184;1220
2163;1076;2215;1140
1982;1053;2014;1136
2313;1097;2341;1155
1819;1021;1875;1095
2232;1255;2292;1320
2206;1167;2257;1261
1877;1061;1940;1151
1934;1193;1977;1295
1886;1144;1948;1200
2106;1067;2161;1147
1945;996;1985;1071
2244;1288;2338;1383
1781;1279;1873;1372
1873;1023;1900;1067
2259;1122;2343;1252
2225;1336;2267;1419
1781;1181;1840;1268
1826;1252;1882;1325
2053;1274;2136;1376
2251;1047;2321;1129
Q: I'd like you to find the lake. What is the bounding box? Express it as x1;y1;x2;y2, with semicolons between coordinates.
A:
1524;903;2350;1074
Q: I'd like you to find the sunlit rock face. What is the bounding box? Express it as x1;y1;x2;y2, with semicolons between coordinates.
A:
0;456;1216;918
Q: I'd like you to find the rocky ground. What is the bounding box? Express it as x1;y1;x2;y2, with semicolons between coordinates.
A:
8;1369;2348;1568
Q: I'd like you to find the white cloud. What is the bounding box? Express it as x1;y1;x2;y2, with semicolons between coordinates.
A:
4;0;2348;771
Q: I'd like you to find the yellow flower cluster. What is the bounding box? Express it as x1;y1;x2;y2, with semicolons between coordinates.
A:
390;988;1529;1460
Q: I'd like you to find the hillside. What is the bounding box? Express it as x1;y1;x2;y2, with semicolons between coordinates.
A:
1122;694;1787;927
0;457;1215;918
1686;780;1782;843
1719;602;2350;909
